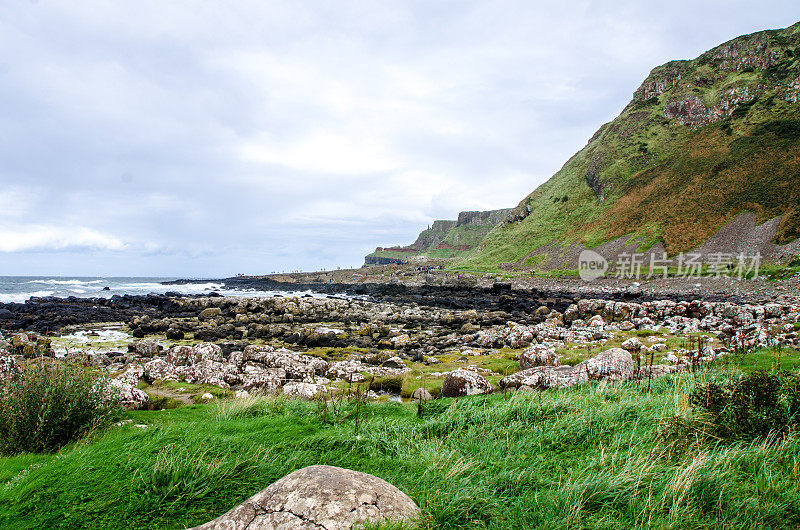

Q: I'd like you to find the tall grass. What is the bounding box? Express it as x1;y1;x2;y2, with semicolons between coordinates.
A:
1;372;799;528
0;360;120;455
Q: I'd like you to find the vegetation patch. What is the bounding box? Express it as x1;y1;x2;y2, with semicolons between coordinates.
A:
0;361;121;455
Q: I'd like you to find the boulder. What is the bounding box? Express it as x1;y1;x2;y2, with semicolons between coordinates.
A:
282;382;328;399
199;307;222;321
190;465;420;530
104;378;149;410
620;337;644;352
115;364;144;386
507;323;535;348
143;358;177;383
519;344;559;369
587;315;605;328
391;334;412;348
193;342;225;363
166;345;195;366
127;340;162;358
166;343;224;366
499;365;588;390
634;364;682;380
441;369;491;398
241;368;284;393
411;388;433;401
381;356;406;370
174;359;239;388
243;346;328;380
585;348;634;381
166;327;185;340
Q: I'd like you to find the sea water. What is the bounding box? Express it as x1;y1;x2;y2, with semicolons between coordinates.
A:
0;276;331;303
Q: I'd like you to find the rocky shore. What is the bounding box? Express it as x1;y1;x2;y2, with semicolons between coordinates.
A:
1;272;798;409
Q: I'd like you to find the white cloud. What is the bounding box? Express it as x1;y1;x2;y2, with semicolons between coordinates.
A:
0;0;796;274
0;225;126;252
239;130;399;175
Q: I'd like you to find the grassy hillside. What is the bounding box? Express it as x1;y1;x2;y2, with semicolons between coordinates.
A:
458;22;800;271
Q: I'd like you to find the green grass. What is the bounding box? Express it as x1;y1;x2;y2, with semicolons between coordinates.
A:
2;363;800;529
715;347;800;373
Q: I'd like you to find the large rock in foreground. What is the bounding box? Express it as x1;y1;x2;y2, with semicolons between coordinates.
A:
191;465;420;530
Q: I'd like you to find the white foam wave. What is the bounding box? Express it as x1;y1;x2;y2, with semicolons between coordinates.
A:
0;290;55;303
26;279;104;286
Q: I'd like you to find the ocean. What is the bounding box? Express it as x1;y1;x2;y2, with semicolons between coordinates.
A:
0;276;327;303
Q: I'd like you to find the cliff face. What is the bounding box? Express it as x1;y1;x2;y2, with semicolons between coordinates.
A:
365;208;513;265
457;21;800;271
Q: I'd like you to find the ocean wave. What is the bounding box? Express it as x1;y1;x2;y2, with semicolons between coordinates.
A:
26;279;105;286
0;290;55;303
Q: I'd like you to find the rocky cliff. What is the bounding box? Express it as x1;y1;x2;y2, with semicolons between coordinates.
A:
456;21;800;271
365;208;513;265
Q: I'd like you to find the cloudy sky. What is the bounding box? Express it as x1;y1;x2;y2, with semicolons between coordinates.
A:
0;1;797;277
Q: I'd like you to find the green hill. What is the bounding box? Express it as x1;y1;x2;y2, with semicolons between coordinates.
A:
451;22;800;272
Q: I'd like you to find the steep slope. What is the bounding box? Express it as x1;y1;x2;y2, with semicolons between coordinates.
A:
365;208;512;264
458;22;800;272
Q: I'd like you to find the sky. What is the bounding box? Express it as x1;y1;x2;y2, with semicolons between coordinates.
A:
0;1;797;277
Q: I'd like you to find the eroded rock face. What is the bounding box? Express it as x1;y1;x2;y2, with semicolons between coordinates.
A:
441;368;490;397
191;465;420;530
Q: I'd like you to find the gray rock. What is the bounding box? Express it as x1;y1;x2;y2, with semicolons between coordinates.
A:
282;382;329;399
499;365;588;390
411;388;433;401
127;340;162;358
634;364;683;380
584;348;634;381
190;465;420;530
199;307;222;321
381;356;406;369
104;378;149;410
441;368;491;397
620;337;644;352
519;344;559;369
